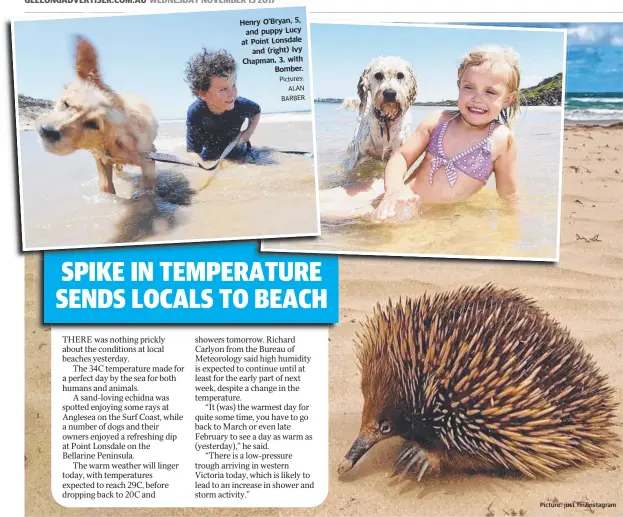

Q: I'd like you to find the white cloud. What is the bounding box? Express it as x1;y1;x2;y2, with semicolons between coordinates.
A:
521;75;547;88
568;26;596;43
567;24;623;46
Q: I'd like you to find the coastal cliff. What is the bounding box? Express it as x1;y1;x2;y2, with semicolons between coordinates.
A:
17;94;53;130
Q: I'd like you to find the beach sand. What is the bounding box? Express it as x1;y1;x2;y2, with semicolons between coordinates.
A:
24;125;622;516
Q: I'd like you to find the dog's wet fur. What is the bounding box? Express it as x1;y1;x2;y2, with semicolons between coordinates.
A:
35;35;158;195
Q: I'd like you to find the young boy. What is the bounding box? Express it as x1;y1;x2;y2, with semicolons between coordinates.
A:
184;48;261;161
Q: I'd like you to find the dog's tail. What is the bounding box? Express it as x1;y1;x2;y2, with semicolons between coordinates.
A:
340;96;361;111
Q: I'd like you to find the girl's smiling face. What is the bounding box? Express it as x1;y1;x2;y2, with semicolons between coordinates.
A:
457;63;514;126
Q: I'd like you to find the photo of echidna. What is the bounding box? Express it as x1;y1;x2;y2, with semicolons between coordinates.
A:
338;284;619;480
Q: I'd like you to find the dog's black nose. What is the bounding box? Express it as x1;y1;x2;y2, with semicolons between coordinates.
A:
40;124;61;143
383;89;397;102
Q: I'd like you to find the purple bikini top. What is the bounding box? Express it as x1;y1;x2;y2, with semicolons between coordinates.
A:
427;113;496;187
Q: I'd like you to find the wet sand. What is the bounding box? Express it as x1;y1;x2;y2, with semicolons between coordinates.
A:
19;114;318;250
24;125;622;516
263;105;562;260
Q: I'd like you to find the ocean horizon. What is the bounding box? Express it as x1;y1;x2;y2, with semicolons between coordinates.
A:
319;91;623;123
315;92;623;123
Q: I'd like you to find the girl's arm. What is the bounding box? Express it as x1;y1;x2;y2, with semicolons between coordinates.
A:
384;111;440;192
375;111;441;221
493;131;518;203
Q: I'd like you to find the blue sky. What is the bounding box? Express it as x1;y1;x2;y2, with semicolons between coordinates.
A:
13;7;310;119
13;17;622;119
520;23;623;92
459;23;623;93
310;24;566;101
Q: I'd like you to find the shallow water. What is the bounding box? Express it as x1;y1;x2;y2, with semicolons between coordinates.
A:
265;104;562;260
19;114;318;250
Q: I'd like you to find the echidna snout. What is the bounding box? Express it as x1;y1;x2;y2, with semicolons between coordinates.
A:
338;425;388;474
339;399;408;474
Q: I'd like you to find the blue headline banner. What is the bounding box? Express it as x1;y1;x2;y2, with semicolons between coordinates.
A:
43;242;339;324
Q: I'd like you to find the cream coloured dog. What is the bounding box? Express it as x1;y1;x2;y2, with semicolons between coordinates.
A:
342;56;417;173
36;36;158;195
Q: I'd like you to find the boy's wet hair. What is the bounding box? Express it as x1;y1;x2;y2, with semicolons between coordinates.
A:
457;45;521;127
184;48;237;94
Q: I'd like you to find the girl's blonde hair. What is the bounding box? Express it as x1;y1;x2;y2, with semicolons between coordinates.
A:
457;45;521;127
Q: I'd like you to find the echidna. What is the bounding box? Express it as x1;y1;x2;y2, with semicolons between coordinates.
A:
338;284;619;480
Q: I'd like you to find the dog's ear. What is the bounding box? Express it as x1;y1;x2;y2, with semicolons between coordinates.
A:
405;66;418;107
74;35;106;90
356;68;370;115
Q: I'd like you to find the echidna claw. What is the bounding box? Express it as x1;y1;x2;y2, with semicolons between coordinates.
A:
392;444;430;481
417;460;430;481
402;450;427;477
395;446;416;466
391;445;418;477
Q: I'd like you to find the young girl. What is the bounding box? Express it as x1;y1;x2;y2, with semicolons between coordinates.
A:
323;45;520;221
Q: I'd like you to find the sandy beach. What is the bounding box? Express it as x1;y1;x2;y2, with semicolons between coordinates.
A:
24;124;622;516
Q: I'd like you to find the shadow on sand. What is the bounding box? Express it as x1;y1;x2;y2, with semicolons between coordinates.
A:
109;146;297;243
111;168;195;243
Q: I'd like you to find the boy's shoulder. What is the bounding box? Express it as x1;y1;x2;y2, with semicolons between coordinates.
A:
235;96;254;104
235;97;261;115
187;98;206;116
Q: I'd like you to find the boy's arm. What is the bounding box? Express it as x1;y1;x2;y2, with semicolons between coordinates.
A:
493;132;518;203
239;113;261;144
186;107;209;159
237;98;261;144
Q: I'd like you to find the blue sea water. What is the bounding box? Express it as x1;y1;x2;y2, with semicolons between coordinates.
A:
565;92;623;122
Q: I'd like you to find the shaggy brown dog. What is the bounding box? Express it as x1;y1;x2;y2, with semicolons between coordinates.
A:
36;35;158;195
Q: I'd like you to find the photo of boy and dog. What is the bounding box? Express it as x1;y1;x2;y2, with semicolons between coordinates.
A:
13;8;317;250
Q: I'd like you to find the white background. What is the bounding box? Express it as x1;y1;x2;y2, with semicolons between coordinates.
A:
2;1;623;516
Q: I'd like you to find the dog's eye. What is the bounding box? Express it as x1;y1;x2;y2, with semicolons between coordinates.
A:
84;120;99;130
374;72;384;81
63;101;70;109
397;72;405;80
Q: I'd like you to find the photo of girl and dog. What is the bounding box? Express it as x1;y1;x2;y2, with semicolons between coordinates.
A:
263;22;566;261
13;7;317;250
